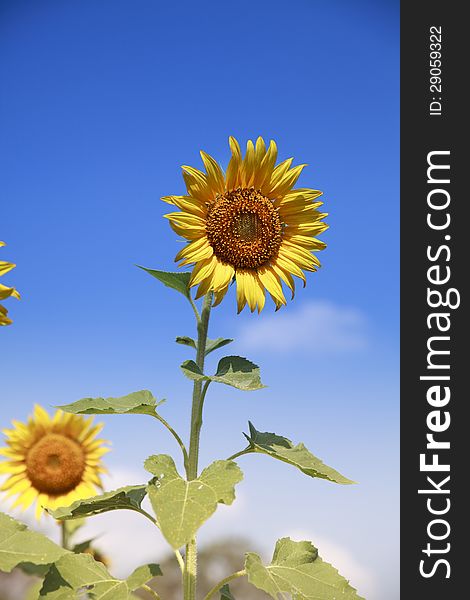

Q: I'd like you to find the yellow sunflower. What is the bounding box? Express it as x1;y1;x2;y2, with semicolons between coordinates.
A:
0;241;20;326
163;136;328;312
0;405;109;519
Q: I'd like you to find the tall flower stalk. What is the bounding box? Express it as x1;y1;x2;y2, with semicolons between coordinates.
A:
0;139;365;600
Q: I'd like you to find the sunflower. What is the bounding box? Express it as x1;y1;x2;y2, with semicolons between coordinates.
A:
163;137;328;312
0;405;109;519
0;241;20;326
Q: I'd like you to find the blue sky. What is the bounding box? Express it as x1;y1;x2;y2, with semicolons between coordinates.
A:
1;1;399;598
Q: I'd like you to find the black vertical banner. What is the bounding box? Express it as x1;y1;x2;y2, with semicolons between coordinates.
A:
401;2;465;598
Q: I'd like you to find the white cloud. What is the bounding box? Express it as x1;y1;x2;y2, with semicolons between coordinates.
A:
283;529;378;600
238;300;368;353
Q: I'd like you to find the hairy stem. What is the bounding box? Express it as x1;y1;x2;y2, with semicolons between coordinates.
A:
184;292;213;600
60;521;70;550
203;569;247;600
226;448;252;462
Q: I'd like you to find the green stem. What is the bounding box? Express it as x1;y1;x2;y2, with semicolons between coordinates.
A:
140;583;161;599
203;569;247;600
184;291;213;600
225;448;252;462
60;521;70;550
187;292;212;480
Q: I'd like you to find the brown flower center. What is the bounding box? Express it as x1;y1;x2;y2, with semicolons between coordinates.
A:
26;433;86;495
206;188;282;269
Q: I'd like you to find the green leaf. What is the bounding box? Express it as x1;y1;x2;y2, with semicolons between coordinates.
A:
176;336;234;357
212;356;264;390
176;335;197;349
145;455;243;549
138;266;191;299
50;485;148;521
0;512;67;573
242;423;354;484
39;553;162;599
180;359;205;381
180;356;265;391
72;538;95;554
40;554;129;600
220;584;236;599
245;537;364;600
25;581;44;600
126;563;163;591
58;390;163;417
205;337;234;356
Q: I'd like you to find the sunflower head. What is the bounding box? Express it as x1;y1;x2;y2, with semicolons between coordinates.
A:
163;137;328;313
0;241;20;326
0;405;109;519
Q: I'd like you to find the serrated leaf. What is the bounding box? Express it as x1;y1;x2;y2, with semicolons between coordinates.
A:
58;390;163;417
212;356;264;390
139;266;191;299
220;584;236;599
145;455;243;549
50;485;148;521
180;356;265;391
176;335;197;349
245;537;364;600
0;512;67;573
126;563;162;591
39;553;162;599
243;423;354;484
40;554;129;600
205;337;234;356
180;359;205;381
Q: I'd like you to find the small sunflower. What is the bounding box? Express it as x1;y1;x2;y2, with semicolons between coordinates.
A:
0;405;109;519
163;137;328;312
0;241;20;326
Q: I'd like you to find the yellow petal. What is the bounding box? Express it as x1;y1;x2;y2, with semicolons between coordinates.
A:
0;462;27;475
276;188;323;207
212;284;230;307
200;151;225;195
211;260;235;291
242;140;256;188
182;167;213;202
175;237;213;265
255;140;277;190
271;261;296;299
0;306;12;325
263;158;293;195
162;195;207;218
254;137;266;170
257;266;286;308
276;251;307;284
226;136;242;191
189;255;218;287
236;270;264;313
269;164;306;198
0;261;16;277
0;284;20;300
33;404;51;427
